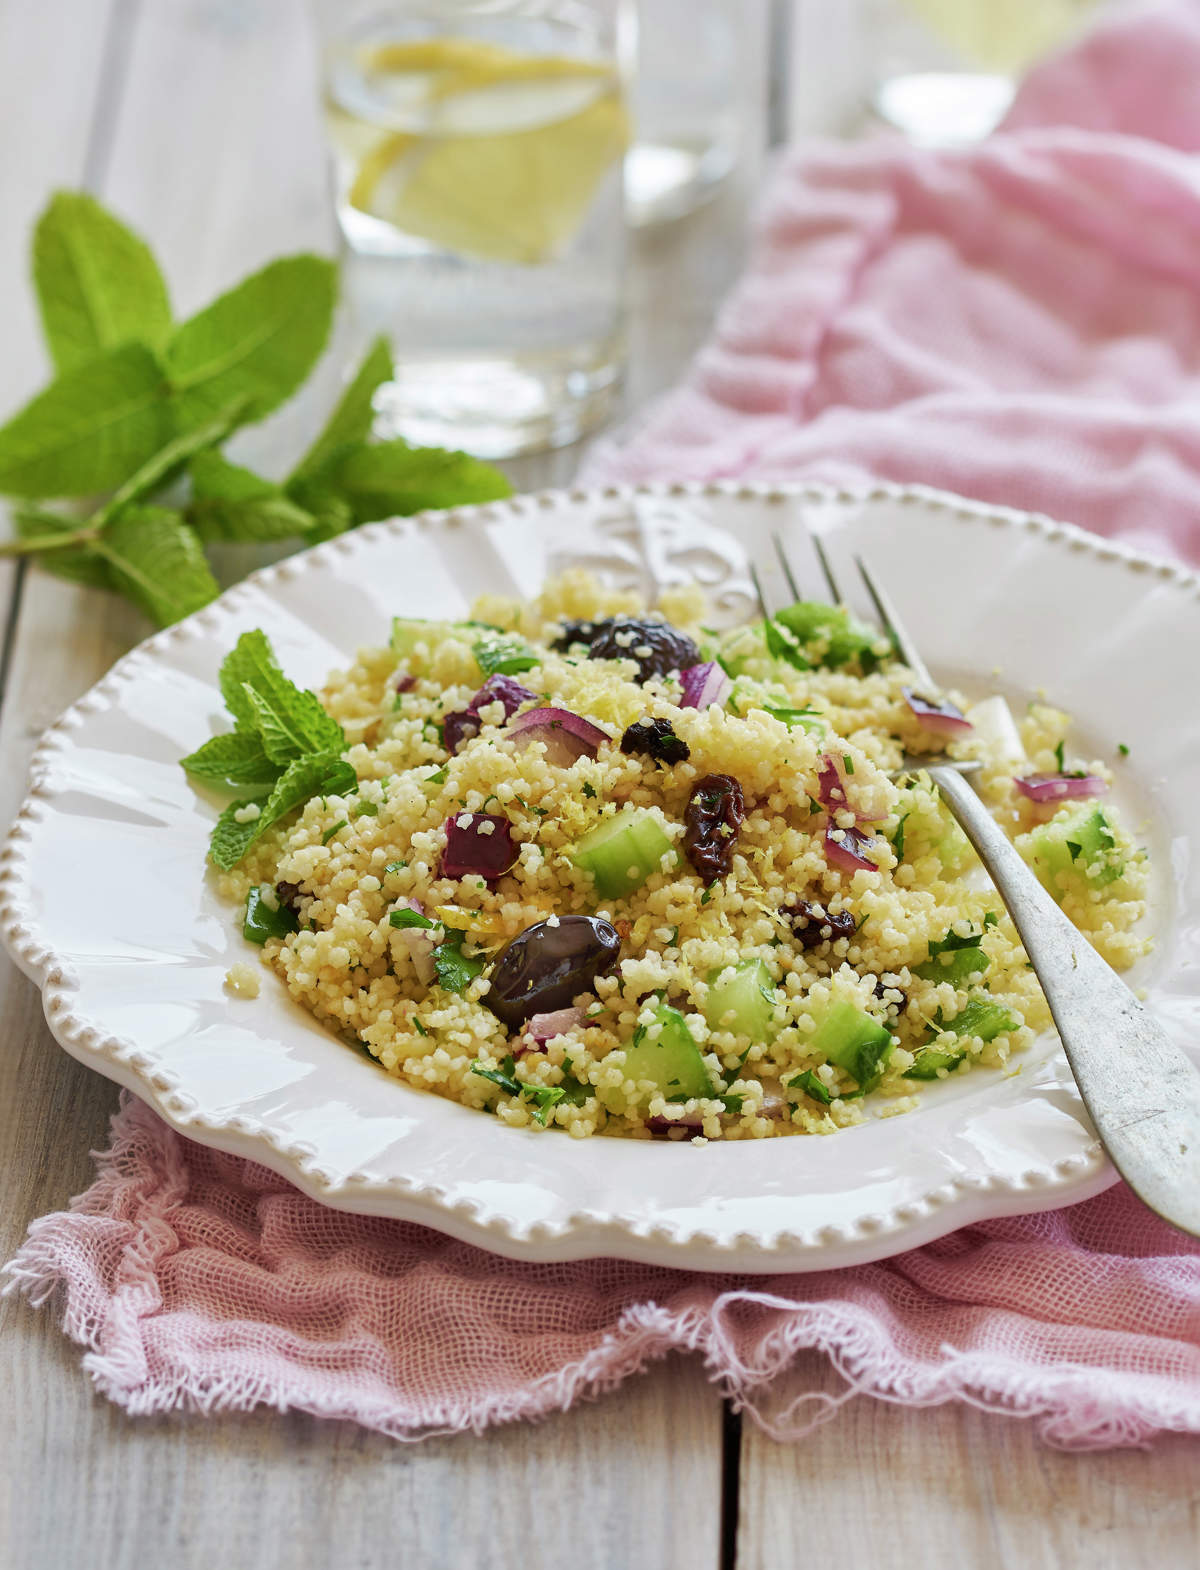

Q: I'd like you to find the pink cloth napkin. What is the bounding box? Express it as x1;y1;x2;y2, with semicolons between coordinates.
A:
7;0;1200;1450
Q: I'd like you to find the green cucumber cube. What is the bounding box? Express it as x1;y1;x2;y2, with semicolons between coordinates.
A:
1027;806;1124;897
808;999;893;1089
622;1003;714;1102
572;808;677;899
703;958;780;1041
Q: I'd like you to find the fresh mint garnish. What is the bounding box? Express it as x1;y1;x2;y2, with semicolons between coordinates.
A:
0;194;511;625
243;887;299;945
389;907;435;930
472;631;539;677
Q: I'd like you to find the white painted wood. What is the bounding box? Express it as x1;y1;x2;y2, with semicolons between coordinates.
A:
738;1351;1200;1570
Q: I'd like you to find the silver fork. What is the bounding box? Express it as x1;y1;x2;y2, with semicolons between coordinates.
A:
754;532;1200;1239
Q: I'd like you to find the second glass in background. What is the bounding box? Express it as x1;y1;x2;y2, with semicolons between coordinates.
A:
318;0;631;459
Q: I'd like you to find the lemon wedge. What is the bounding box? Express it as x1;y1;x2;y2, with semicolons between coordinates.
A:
341;37;628;265
900;0;1097;73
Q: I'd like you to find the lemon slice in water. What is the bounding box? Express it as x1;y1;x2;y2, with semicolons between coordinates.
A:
900;0;1098;74
344;38;628;265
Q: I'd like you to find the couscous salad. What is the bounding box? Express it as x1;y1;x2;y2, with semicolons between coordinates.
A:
184;571;1149;1142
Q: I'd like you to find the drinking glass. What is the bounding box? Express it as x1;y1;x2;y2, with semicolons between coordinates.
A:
626;0;740;226
314;0;631;458
866;0;1102;145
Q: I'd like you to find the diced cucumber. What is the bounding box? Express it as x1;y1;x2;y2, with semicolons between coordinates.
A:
774;601;886;672
390;617;465;660
902;1045;967;1080
1026;806;1124;897
717;621;769;677
572;807;677;899
808;999;893;1089
703;958;781;1040
621;1003;714;1102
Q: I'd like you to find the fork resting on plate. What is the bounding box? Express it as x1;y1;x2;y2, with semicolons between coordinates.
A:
752;532;1200;1239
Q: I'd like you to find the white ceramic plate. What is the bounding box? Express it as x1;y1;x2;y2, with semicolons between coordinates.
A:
3;483;1198;1272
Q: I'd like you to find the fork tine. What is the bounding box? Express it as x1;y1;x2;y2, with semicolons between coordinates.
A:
808;528;843;604
855;556;936;689
772;533;802;601
747;560;771;620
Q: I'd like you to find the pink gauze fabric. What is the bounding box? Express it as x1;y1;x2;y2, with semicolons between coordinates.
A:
6;0;1200;1450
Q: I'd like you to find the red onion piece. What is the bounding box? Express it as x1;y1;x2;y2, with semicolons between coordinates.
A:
823;821;881;874
646;1113;705;1135
441;812;518;882
816;755;876;823
443;710;481;755
1014;772;1108;803
471;673;536;717
680;661;732;710
394;671;416;694
525;1007;586;1046
508;706;610;766
902;687;973;735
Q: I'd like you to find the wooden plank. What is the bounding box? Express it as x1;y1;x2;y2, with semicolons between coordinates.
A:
0;3;736;1567
739;1352;1200;1570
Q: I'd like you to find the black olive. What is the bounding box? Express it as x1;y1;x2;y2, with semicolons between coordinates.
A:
586;617;701;683
550;617;614;651
620;718;690;766
485;915;621;1030
782;897;855;949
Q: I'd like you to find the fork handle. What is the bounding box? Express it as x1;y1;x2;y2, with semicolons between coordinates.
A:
928;763;1200;1237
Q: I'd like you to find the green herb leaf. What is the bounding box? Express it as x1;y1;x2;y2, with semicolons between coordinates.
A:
763;617;809;670
0;343;172;499
761;703;824;732
389;907;435;930
11;508;112;587
582;781;597;799
291;334;392;480
188;449;314;541
1118;743;1130;758
166;254;336;430
93;506;219;626
470;1054;521;1096
209;750;356;870
413;1016;428;1037
1054;739;1066;772
472;631;538;676
321;819;348;845
786;1069;833;1105
329;438;511;524
218;629;345;757
284;472;356;542
892;812;909;860
384;860;407;877
33;191;172;372
180;729;279;790
432;929;485;993
243;886;298;945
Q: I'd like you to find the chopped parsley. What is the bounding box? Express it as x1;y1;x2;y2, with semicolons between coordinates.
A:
413;1016;428;1037
321;819;348;845
431;929;485;993
389;907;435;930
1054;739;1066;772
384;860;407;877
242;887;298;945
354;800;379;818
893;812;909;860
1118;743;1130;757
582;781;597;798
842;753;854;775
701;881;717;905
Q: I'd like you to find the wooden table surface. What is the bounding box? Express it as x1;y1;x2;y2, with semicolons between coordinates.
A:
1;4;1196;1566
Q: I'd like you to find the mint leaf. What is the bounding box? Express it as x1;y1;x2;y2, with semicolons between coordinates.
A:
389;907;435;930
432;929;486;993
181;730;279;790
209;751;356;870
33;192;172;373
93;506;219;626
0;343;172;498
291;335;392;480
188;450;314;542
284;473;355;542
12;508;112;587
218;629;344;756
786;1070;834;1106
524;1084;565;1125
92;400;246;528
329;439;512;523
166;255;336;430
762;703;823;732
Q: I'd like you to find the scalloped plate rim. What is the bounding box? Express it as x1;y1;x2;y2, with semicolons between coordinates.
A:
2;478;1195;1272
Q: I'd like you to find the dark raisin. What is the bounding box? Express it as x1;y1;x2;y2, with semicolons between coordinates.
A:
620;718;691;766
275;880;303;912
874;977;906;1012
586;617;701;683
683;773;745;881
783;897;855;949
550;616;614;651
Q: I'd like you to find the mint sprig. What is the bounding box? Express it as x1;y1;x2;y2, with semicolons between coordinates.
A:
0;192;512;627
184;628;357;870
